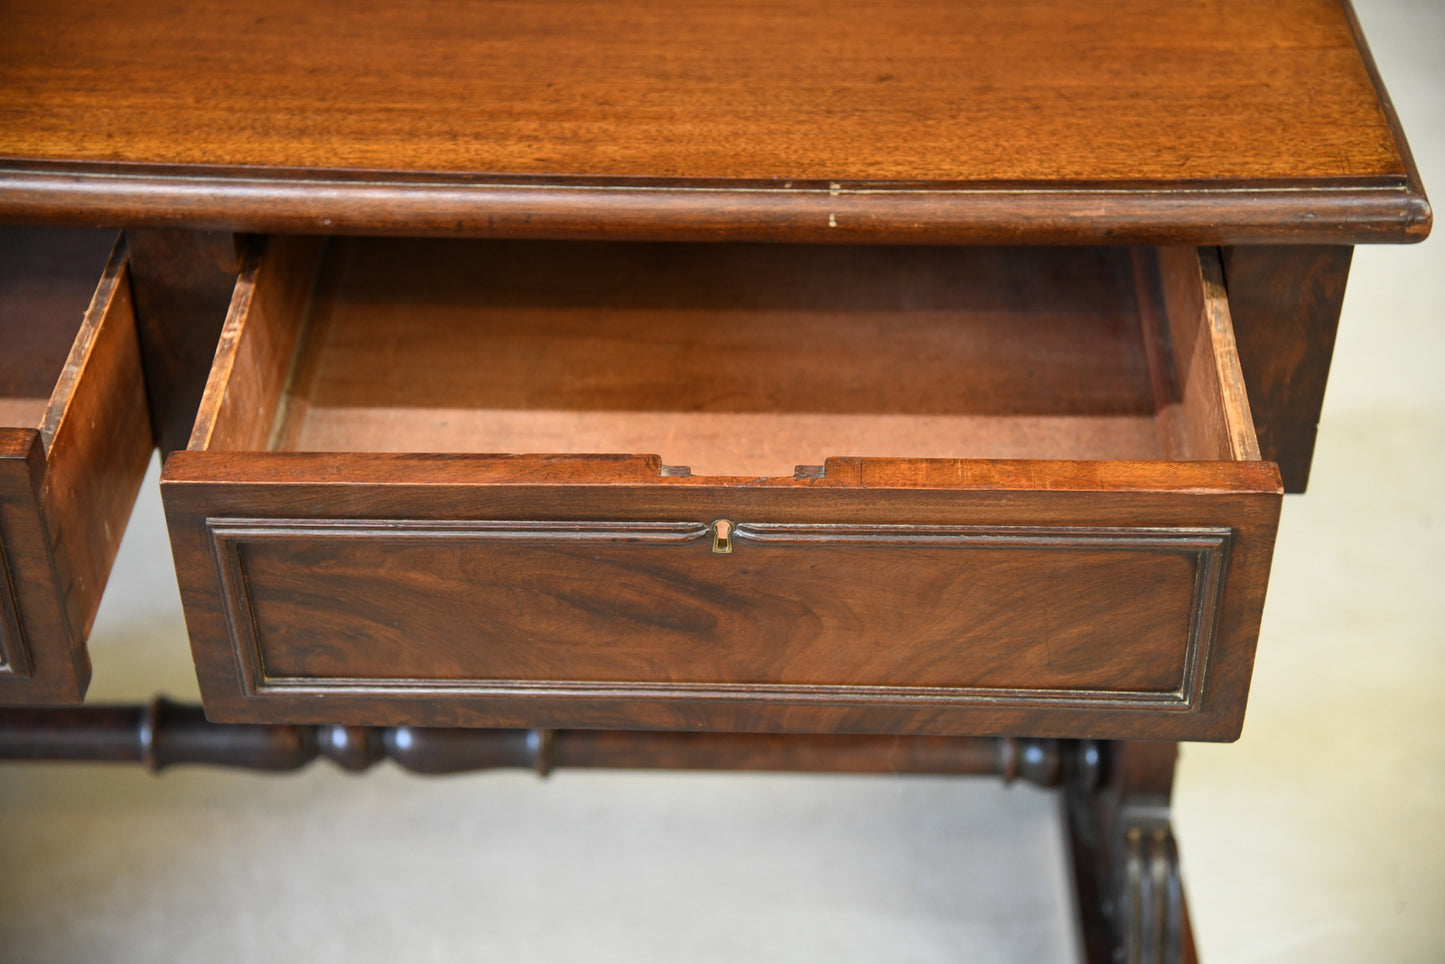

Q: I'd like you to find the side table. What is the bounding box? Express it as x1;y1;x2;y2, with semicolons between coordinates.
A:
0;1;1429;960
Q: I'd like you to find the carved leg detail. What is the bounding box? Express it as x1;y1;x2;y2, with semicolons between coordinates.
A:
1064;741;1196;964
1119;812;1183;964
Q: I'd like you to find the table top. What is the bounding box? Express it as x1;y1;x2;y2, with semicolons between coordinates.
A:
0;0;1429;243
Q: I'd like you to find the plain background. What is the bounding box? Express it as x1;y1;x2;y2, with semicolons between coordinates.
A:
0;0;1441;960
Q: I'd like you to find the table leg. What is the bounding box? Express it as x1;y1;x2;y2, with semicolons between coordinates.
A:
1064;740;1199;964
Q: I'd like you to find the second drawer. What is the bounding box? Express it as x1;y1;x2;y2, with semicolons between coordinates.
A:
1;227;153;703
162;237;1280;740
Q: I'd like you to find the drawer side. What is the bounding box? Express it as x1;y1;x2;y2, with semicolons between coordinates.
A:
39;242;154;645
0;234;153;703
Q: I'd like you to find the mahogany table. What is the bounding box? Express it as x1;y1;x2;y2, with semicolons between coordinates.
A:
0;2;1429;961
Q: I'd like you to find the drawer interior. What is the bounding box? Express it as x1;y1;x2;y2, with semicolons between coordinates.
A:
0;228;119;432
194;238;1254;473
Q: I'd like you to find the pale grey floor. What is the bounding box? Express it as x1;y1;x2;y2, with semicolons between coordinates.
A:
1;1;1441;960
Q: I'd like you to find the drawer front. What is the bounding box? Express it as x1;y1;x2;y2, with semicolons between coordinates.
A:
212;520;1222;701
0;230;153;703
164;456;1280;740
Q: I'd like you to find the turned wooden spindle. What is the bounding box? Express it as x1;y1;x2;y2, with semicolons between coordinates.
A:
0;698;1065;786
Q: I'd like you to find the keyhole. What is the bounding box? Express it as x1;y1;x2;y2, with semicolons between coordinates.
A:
712;519;733;554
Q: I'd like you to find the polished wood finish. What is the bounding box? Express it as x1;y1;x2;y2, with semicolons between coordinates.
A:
41;243;153;644
1155;248;1261;463
203;519;1229;708
163;459;1279;738
189;236;322;453
0;698;1064;783
0;3;1428;958
0;0;1428;243
1065;741;1199;964
197;239;1253;469
244;239;1182;470
0;229;111;410
0;0;1405;182
1222;245;1356;492
0;228;153;703
125;230;242;455
162;240;1280;738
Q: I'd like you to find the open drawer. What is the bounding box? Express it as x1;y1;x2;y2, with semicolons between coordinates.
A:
162;237;1281;740
1;227;153;703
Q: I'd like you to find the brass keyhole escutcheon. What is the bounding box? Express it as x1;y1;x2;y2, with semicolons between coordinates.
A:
712;519;734;553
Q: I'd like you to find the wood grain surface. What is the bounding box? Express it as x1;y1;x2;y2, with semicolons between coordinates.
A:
0;0;1428;242
213;519;1221;696
38;241;154;645
190;237;322;453
125;230;243;455
0;228;116;407
1156;247;1261;462
1222;245;1355;492
163;239;1280;737
163;456;1280;739
255;239;1170;473
0;227;116;696
205;239;1263;476
0;0;1403;182
0;228;152;703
